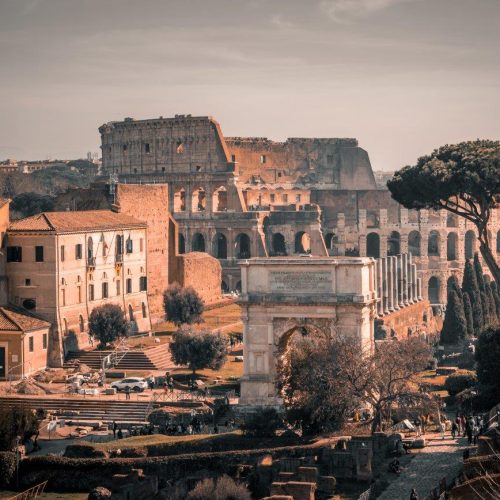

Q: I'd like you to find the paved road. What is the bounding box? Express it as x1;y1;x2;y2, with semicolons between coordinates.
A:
377;434;470;500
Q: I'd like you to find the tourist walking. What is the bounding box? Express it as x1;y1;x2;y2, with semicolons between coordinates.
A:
112;421;117;439
125;385;131;400
438;420;445;440
414;417;422;437
451;421;458;439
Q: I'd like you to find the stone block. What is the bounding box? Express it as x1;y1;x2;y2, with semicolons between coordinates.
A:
413;438;426;448
297;466;319;483
278;472;296;482
317;475;337;494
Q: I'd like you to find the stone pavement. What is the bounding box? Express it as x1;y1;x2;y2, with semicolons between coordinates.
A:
377;434;470;500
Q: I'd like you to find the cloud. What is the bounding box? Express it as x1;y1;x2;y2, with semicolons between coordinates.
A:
320;0;418;22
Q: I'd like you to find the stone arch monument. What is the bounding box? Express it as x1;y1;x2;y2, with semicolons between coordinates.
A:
239;257;377;408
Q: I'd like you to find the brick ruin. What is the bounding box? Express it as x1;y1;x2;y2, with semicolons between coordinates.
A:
96;114;500;312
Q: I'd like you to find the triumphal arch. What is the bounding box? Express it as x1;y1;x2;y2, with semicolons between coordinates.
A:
238;257;377;407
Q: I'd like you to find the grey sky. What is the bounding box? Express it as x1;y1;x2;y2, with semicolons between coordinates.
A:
0;0;499;171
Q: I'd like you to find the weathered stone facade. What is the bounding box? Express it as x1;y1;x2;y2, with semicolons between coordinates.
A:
98;114;500;308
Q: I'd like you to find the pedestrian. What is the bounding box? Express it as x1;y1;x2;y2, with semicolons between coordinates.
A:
410;487;419;500
112;420;117;439
213;423;219;434
451;421;458;439
455;416;461;435
125;385;131;400
414;416;422;437
438;420;445;440
117;428;123;439
466;420;473;445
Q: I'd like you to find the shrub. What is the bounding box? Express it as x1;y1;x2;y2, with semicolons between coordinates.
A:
187;475;251;500
0;406;39;451
240;409;282;437
88;304;129;349
64;444;108;458
0;452;16;488
164;283;204;326
444;370;477;396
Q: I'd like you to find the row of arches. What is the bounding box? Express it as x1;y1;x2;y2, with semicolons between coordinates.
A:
365;230;482;260
173;186;228;213
183;232;252;259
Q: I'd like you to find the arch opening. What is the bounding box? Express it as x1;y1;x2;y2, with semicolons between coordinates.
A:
235;233;251;259
465;230;476;260
366;232;380;258
294;231;311;254
213;233;228;259
192;187;206;212
408;231;421;257
447;232;458;261
428;276;441;304
428;230;440;257
387;231;400;256
271;233;287;256
174;188;186;212
192;233;205;252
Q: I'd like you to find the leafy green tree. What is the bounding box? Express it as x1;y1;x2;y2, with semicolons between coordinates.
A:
163;283;204;326
441;289;468;344
88;304;129;349
0;406;39;451
475;326;500;409
387;140;500;285
10;192;55;219
491;282;500;318
462;293;474;338
169;328;228;376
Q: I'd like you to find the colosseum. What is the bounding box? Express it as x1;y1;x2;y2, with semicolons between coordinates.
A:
98;114;500;306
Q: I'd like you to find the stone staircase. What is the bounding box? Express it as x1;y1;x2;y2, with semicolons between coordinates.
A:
64;344;173;371
0;396;198;424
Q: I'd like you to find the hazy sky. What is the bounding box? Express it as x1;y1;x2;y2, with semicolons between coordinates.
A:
1;0;499;170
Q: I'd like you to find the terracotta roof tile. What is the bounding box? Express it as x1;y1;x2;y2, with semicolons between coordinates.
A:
9;210;146;233
0;307;50;332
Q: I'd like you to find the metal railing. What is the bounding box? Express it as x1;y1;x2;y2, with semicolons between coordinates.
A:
8;481;48;500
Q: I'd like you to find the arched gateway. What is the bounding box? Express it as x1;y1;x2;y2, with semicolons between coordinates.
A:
238;257;377;408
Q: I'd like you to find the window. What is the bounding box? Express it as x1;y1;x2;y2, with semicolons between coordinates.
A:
75;244;82;260
144;143;150;153
126;238;133;254
270;194;275;203
161;167;165;172
260;154;266;164
126;278;132;294
61;288;66;306
25;279;31;286
231;154;236;162
116;279;121;296
7;246;22;262
35;246;44;262
295;194;301;203
42;334;47;349
277;172;282;178
77;285;82;303
22;298;36;310
116;235;123;256
102;282;108;299
89;284;95;301
142;302;147;318
282;194;288;203
140;238;144;252
29;336;34;352
139;276;147;291
61;245;65;262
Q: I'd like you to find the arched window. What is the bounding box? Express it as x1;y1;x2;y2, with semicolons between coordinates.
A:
428;230;440;257
447;232;458;261
142;302;147;318
79;315;84;333
387;231;400;256
212;186;228;212
465;230;476;259
235;233;251;259
294;232;311;254
366;232;380;258
178;234;185;254
61;277;66;286
174;188;186;212
192;233;205;252
408;231;421;257
192;187;206;212
271;233;287;256
213;233;228;259
128;304;134;322
428;276;440;304
324;233;340;256
116;235;123;256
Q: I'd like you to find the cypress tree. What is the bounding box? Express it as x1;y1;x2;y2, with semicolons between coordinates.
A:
486;282;498;326
463;293;474;337
441;288;468;344
472;290;485;335
462;259;480;299
449;275;463;299
474;253;490;323
473;253;487;293
490;282;500;318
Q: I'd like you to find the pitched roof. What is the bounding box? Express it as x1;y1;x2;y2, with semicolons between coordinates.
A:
8;210;146;233
0;307;50;332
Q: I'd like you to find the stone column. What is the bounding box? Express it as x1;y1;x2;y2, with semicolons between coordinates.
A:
412;264;418;301
402;254;409;305
391;256;399;310
382;257;389;314
377;258;384;316
417;277;423;300
397;254;404;307
387;256;394;312
407;254;414;303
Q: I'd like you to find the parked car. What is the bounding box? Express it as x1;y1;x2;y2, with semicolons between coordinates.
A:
111;377;148;392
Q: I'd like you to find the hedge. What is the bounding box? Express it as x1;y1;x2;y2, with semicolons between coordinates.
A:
444;370;477;396
20;443;328;492
0;452;16;488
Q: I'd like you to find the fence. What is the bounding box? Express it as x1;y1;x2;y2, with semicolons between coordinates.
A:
8;481;47;500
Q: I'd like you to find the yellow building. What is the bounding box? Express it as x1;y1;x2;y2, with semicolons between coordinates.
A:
6;210;151;367
0;306;51;379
